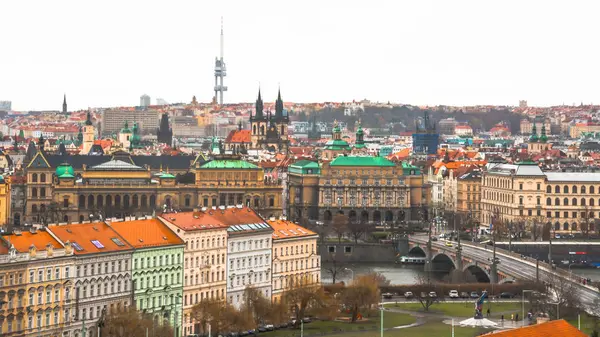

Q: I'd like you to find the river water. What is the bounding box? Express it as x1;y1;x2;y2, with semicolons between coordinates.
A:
322;262;600;284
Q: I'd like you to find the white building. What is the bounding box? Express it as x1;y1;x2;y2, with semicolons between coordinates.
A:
225;207;273;308
454;124;473;136
140;94;151;107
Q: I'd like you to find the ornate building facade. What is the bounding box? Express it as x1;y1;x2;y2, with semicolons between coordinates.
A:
288;156;429;224
23;151;282;225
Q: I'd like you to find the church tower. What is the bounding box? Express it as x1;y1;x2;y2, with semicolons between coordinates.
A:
250;89;268;149
62;94;67;114
157;113;173;146
82;111;95;154
272;88;289;147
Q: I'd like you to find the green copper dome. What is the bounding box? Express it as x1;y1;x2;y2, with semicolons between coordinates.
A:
529;124;539;142
539;124;548;143
56;163;75;178
121;121;132;134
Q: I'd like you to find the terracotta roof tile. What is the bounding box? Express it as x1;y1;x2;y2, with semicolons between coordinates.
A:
484;319;585;337
3;230;62;253
267;220;316;240
161;207;271;234
225;130;251;143
159;212;230;232
109;218;184;249
48;222;133;254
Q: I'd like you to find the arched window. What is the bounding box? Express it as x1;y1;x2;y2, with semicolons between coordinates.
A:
97;195;104;208
555;222;560;231
32;187;38;198
555;186;560;193
546;198;551;206
185;195;191;208
106;195;112;207
40;174;46;183
564;198;569;206
582;198;587;206
79;195;85;207
591;199;596;206
519;196;523;205
563;223;569;230
253;125;257;135
582;186;587;194
40;188;46;197
260;125;265;135
546;186;552;193
132;195;139;207
32;205;38;213
269;196;275;207
572;223;578;231
591;186;596;194
149;195;156;208
115;195;121;206
32;173;38;183
254;198;260;208
124;195;130;208
572;185;578;194
564;186;569;194
88;195;94;208
572;198;578;206
141;195;148;207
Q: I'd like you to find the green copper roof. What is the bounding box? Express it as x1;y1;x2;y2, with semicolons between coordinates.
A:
401;162;421;175
58;173;75;179
200;160;258;169
325;139;350;150
55;163;75;178
330;156;395;167
159;172;176;179
289;160;320;175
291;160;319;169
353;144;366;149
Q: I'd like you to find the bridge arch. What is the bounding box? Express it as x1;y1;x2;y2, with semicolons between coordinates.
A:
431;253;457;274
463;264;491;283
408;246;427;257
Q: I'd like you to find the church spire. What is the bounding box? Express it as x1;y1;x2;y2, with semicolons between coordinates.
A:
529;123;539;142
540;123;548;143
85;111;93;126
275;87;284;120
62;94;67;114
254;88;264;119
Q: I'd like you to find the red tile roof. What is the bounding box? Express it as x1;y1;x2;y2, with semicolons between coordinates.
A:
159;212;230;232
109;218;184;249
484;319;585;337
3;230;62;253
162;207;270;234
48;222;133;254
225;130;251;143
267;220;316;240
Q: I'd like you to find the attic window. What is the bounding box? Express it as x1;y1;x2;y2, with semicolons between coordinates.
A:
162;236;167;240
111;238;125;247
91;240;105;249
66;229;72;234
72;242;84;251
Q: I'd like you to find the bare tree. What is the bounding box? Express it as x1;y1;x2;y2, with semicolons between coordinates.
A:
347;219;366;243
332;214;349;243
542;272;583;319
529;216;547;241
580;205;594;239
103;307;173;337
323;253;346;284
413;275;442;311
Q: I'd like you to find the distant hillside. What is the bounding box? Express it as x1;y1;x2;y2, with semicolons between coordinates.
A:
312;106;522;133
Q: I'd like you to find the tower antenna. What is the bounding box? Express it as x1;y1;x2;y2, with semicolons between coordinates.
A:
213;17;228;105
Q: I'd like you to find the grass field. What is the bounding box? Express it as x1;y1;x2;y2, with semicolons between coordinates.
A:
384;301;524;318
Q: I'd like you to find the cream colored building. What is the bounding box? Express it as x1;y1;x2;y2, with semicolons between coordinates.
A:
481;162;600;233
159;212;228;337
268;219;320;303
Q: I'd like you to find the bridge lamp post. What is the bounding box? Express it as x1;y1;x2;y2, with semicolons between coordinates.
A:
522;290;534;327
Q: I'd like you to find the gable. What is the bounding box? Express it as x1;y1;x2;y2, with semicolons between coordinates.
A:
27;152;51;169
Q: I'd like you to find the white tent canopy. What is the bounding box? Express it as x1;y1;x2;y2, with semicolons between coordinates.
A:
459;317;498;328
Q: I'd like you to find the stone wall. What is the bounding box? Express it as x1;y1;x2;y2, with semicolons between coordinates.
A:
318;242;397;263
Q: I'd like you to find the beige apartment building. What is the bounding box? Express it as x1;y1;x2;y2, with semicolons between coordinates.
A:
268;219;320;303
100;109;159;136
456;169;482;222
159;212;228;337
481;162;600;233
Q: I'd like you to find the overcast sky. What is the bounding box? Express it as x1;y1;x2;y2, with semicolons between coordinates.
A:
1;0;598;111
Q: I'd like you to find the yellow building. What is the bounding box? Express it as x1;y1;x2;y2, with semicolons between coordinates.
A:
159;212;228;336
456;169;482;222
0;176;8;229
268;219;320;303
288;157;429;224
23;150;282;224
0;229;75;337
481;162;600;234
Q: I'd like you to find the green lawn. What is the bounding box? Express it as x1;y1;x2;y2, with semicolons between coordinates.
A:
257;312;415;337
566;313;599;335
384;301;524;318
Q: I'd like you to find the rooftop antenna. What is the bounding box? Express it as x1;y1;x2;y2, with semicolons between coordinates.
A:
213;16;228;105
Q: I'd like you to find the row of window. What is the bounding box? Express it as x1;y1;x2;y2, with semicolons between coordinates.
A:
546;185;599;194
76;280;128;299
274;244;315;257
77;194;157;209
229;271;270;289
230;290;269;305
273;272;319;290
137;294;178;310
133;254;181;269
273;258;319;273
228;254;270;270
185;236;226;251
326;179;399;186
135;273;180;290
184;288;224;306
545;197;597;206
184;270;225;286
30;187;47;198
30;173;47;183
229;239;270;252
25;267;69;284
77;260;128;277
185;254;225;268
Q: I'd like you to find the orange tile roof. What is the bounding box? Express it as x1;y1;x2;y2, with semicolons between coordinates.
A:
159;212;230;232
267;220;317;240
163;207;271;234
485;319;585;337
109;218;184;249
48;222;133;255
3;230;62;253
225;130;251;143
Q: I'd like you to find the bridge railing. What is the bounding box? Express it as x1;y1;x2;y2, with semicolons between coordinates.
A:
410;236;593;287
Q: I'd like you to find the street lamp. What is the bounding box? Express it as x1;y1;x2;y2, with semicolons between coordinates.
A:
344;268;354;282
522;290;533;327
380;293;384;337
548;301;560;320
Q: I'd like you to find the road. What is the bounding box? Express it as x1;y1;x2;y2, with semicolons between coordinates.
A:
411;236;600;308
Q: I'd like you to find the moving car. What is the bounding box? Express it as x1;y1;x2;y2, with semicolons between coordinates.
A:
460;292;470;298
429;291;437;298
470;291;479;298
382;292;394;299
445;242;453;247
449;290;459;298
499;292;514;299
404;291;414;299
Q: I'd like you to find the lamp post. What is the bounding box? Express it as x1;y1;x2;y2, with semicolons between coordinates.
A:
380;293;384;337
548;302;560;320
522;290;533;327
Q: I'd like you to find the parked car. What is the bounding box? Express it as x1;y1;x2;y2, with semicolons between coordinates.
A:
420;292;428;298
499;292;513;299
382;292;394;299
257;326;267;333
404;291;414;299
449;290;459;298
460;292;470;298
302;318;312;323
445;241;453;247
470;291;479;298
429;291;437;298
431;237;438;241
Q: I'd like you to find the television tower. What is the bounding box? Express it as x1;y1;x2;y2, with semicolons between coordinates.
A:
214;17;228;105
